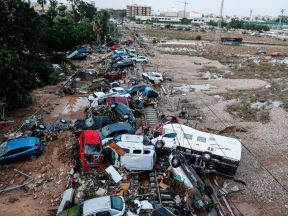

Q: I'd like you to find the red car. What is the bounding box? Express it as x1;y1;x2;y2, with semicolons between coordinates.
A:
79;130;103;169
111;44;121;51
106;96;129;107
105;71;128;82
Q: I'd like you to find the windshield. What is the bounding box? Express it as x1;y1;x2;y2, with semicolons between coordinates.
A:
0;142;8;157
84;144;101;155
118;90;127;94
111;196;123;211
101;126;111;138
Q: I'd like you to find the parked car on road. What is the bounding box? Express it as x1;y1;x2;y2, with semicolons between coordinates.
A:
57;195;126;216
79;130;103;169
142;72;163;83
0;137;44;164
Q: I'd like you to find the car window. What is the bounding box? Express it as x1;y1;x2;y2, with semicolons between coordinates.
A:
197;136;206;142
143;150;150;154
183;133;193;140
3;146;31;157
84;144;101;155
122;148;130;153
133;150;142;154
111;196;123;211
96;211;111;216
82;134;85;145
163;133;177;138
0;142;8;157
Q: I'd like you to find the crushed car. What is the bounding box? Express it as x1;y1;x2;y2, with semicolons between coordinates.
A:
152;123;242;177
0;137;44;164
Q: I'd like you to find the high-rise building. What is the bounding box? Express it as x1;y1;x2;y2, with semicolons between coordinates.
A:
127;4;152;17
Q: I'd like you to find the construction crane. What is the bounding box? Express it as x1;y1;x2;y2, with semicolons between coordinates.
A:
177;0;189;18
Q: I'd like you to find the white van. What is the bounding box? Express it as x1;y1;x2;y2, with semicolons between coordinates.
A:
107;135;156;171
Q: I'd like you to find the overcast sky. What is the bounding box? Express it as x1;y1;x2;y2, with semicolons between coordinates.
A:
82;0;286;16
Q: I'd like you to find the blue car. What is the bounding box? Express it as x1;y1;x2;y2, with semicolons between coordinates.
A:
0;137;44;164
112;103;136;128
111;52;128;60
128;84;148;95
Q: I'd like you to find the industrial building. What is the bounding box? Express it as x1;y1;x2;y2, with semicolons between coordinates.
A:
126;4;152;17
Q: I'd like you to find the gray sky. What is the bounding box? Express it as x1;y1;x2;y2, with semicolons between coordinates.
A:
85;0;286;16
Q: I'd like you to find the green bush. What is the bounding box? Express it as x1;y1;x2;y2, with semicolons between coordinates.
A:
195;35;202;40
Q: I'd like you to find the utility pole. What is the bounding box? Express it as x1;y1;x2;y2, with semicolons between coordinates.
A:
177;0;189;18
215;0;225;42
249;9;253;24
278;9;285;30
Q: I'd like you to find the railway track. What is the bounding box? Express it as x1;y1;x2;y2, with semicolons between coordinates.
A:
141;105;159;129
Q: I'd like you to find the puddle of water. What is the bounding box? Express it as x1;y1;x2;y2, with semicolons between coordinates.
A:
251;100;283;110
174;84;215;93
51;96;89;117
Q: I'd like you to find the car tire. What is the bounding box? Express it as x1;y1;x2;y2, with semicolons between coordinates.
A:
155;140;165;149
171;156;181;168
30;155;37;160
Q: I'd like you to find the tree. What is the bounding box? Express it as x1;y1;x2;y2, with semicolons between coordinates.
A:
93;10;110;44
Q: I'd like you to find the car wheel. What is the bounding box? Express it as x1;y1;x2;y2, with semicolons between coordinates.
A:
171;156;181;168
30;155;37;160
155;140;165;149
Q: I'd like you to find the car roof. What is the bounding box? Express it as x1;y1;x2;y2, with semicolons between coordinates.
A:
103;122;133;132
112;87;125;91
81;130;101;144
7;137;40;151
83;196;111;215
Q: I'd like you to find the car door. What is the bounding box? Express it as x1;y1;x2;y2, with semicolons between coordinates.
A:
2;146;32;162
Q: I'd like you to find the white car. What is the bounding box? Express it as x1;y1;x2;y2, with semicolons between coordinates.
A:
127;47;136;53
109;87;131;98
114;49;126;54
88;92;106;102
58;195;126;216
142;71;163;83
130;55;148;63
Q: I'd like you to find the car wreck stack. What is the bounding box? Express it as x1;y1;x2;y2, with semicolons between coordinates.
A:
0;42;243;216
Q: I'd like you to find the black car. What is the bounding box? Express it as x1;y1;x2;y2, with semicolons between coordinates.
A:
111;59;134;69
67;51;88;60
98;122;135;140
77;47;92;54
74;116;113;132
112;102;136;128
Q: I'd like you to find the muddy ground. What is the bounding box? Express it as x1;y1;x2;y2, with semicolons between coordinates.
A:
140;28;288;215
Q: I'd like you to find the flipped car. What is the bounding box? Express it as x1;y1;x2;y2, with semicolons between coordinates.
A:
112;103;136;128
152;123;242;177
79;130;103;169
57;195;126;216
0;137;44;164
142;71;163;83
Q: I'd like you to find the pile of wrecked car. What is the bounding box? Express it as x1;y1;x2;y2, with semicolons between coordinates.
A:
0;41;243;216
